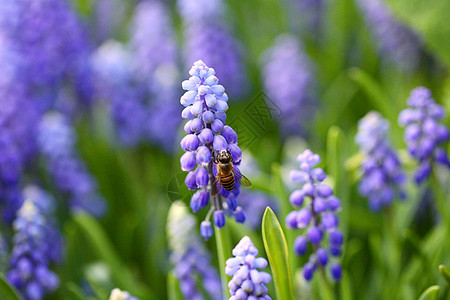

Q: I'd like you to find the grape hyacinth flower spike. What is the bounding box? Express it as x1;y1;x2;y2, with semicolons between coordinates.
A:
399;87;450;184
356;111;406;211
226;236;272;300
167;201;222;300
286;150;343;281
7;186;63;300
180;60;246;239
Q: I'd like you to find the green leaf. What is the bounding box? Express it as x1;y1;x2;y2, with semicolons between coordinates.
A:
0;274;21;300
262;207;295;300
214;224;232;299
385;0;450;67
85;275;109;300
418;286;440;300
167;271;184;300
439;265;450;285
341;271;353;300
348;68;398;122
66;282;90;300
73;214;154;300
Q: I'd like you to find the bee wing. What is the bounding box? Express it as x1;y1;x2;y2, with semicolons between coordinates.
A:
211;176;220;196
233;167;252;188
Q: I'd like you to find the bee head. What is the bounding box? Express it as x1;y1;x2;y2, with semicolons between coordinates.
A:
218;150;232;163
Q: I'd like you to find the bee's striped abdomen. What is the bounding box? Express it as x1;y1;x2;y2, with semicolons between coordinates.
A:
220;173;235;191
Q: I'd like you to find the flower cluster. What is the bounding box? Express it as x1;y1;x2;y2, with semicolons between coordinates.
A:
38;112;106;216
180;60;246;239
178;0;247;97
167;202;222;300
399;87;450;183
109;288;138;300
7;186;63;300
226;236;272;300
261;34;316;137
130;0;180;151
0;42;40;222
0;0;94;103
92;40;148;146
286;0;325;37
356;112;406;211
356;0;422;71
286;150;343;281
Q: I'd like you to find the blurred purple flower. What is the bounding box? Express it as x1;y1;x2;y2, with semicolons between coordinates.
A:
0;0;94;104
286;150;343;281
238;190;278;230
92;40;148;146
167;202;222;300
38;112;106;216
357;0;422;71
399;87;450;183
7;186;63;300
178;0;248;97
261;34;316;137
130;0;181;151
356;112;406;211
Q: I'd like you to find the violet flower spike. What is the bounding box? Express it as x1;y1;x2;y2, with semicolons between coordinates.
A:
226;236;272;300
285;150;343;281
399;87;450;184
7;186;63;300
180;60;246;239
261;34;317;137
38;112;106;216
167;202;222;300
356;111;406;211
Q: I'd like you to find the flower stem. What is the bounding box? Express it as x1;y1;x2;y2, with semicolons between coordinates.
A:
214;221;231;299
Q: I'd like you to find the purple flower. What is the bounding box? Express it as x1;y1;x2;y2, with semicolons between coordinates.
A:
356;112;406;211
356;0;422;71
225;236;272;300
92;40;148;146
0;44;41;222
286;150;343;281
399;87;450;184
180;60;246;239
238;190;278;229
7;186;63;300
0;0;94;104
38;112;106;216
109;288;138;300
130;1;181;151
261;34;316;137
168;202;222;300
178;0;248;97
286;0;325;37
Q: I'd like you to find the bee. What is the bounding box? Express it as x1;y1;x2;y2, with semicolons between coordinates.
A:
212;150;252;196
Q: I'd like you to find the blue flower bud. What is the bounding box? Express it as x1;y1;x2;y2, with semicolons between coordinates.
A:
196;168;209;188
198;128;214;144
211;119;224;133
185;171;198;190
294;236;308;255
303;262;315;281
180;152;196;171
213;135;228;151
316;248;328;266
222;126;237;144
196;146;211;164
214;210;225;228
307;226;322;244
330;263;342;281
289;190;304;206
202;111;215;124
200;221;213;239
234;206;246;223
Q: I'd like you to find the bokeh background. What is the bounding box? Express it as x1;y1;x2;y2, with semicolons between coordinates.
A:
0;0;449;299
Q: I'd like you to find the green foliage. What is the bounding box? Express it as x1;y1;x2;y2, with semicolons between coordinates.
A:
262;207;295;300
386;0;450;67
0;274;21;300
418;286;440;300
